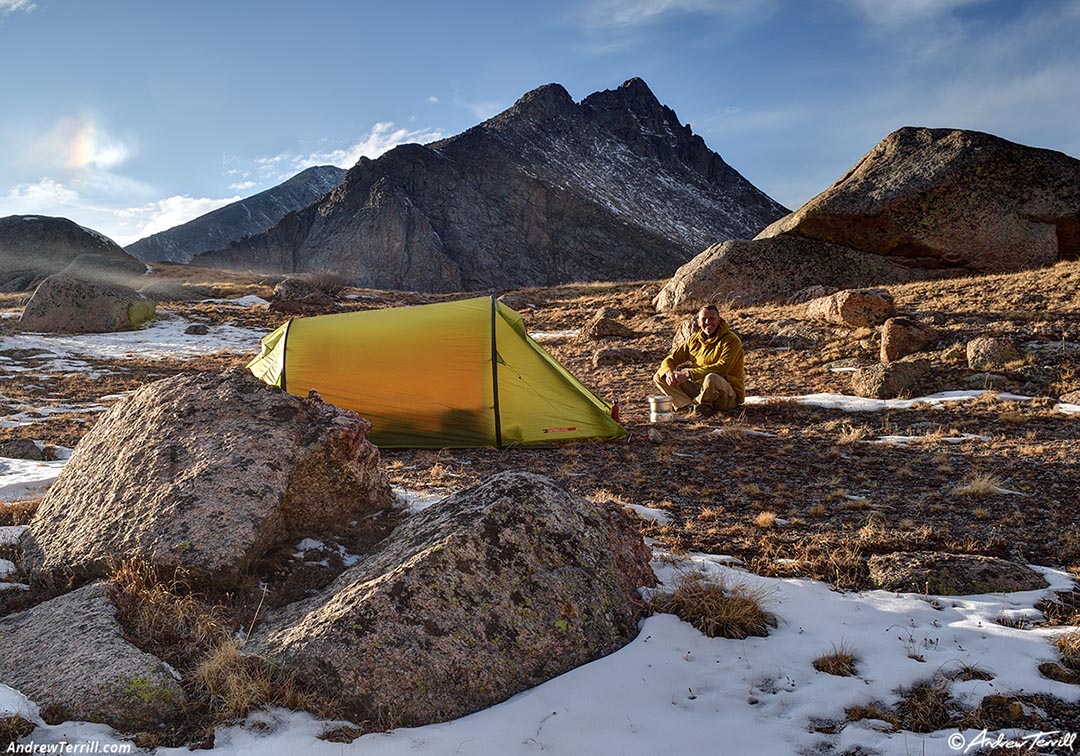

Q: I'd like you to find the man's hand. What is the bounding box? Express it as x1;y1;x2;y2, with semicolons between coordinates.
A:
665;369;689;387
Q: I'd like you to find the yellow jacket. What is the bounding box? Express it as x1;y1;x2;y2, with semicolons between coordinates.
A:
659;320;745;402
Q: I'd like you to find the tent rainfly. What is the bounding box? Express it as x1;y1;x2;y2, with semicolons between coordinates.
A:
247;296;626;448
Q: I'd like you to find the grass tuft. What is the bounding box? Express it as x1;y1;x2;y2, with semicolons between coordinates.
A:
812;642;859;676
194;638;315;721
649;572;777;639
753;511;778;529
1;716;35;750
896;676;956;733
1055;629;1080;670
952;472;1005;497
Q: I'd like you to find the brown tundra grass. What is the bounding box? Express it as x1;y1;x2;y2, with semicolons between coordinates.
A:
812;642;859;677
649;572;777;639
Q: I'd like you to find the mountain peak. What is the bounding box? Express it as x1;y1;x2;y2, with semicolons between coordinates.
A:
506;83;576;121
580;76;668;124
618;77;661;105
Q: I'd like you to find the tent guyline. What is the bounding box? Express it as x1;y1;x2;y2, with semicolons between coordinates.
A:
247;296;625;449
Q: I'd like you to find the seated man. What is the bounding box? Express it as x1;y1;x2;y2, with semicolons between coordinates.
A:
653;304;744;417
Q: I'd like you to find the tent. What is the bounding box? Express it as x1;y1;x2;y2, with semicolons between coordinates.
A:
247;296;626;448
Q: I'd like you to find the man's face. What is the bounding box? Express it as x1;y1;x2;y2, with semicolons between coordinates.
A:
698;308;720;336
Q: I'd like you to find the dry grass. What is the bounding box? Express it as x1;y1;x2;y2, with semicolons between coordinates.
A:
896;676;955;733
649;572;777;639
837;423;872;444
753;511;778;529
0;499;38;526
844;702;899;730
0;716;35;750
1055;629;1080;670
812;642;859;676
301;270;352;296
108;558;230;667
195;638;316;721
952;472;1005;497
107;558;329;732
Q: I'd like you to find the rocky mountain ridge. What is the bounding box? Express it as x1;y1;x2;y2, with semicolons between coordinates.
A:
125;165;346;263
192;78;787;292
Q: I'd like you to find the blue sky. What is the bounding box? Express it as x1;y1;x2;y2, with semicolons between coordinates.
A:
1;0;1077;246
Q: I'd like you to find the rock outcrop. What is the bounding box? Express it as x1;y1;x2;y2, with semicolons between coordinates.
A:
192;79;787;292
966;336;1022;371
759;127;1080;273
18;275;156;334
656;127;1080;310
58;253;147;284
269;277;335;314
850;360;929;399
23;368;394;586
868;552;1048;595
0;215;143;293
805;289;896;328
0;583;186;730
654;236;916;311
249;472;655;728
880;317;937;363
579;315;638;340
126;165;346;263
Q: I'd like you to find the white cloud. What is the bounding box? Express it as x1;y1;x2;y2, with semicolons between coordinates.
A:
428;96;439;104
229;180;257;191
0;0;35;14
581;0;775;28
0;179;241;246
573;0;779;53
290;122;445;171
19;115;135;173
838;0;988;28
117;195;242;243
3;178;80;207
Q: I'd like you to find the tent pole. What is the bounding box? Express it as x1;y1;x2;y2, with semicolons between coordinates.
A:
490;296;503;447
280;319;293;391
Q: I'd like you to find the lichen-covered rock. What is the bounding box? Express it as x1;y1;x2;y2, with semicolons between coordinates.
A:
579;315;638;340
805;288;896;327
653;236;914;311
868;552;1048;595
58;253;147;284
269;277;334;314
671;318;697;350
0;583;185;730
23;368;394;586
966;336;1022;371
757;127;1080;273
0;440;45;461
880;317;937;363
850;360;929;399
249;471;655;728
786;285;835;305
18;274;155;334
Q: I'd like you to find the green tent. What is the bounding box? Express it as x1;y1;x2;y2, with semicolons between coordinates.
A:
248;296;626;448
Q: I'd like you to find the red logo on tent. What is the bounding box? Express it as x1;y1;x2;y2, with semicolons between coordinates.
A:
543;427;577;434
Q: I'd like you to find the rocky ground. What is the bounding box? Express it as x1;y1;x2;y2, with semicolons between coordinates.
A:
2;262;1079;591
